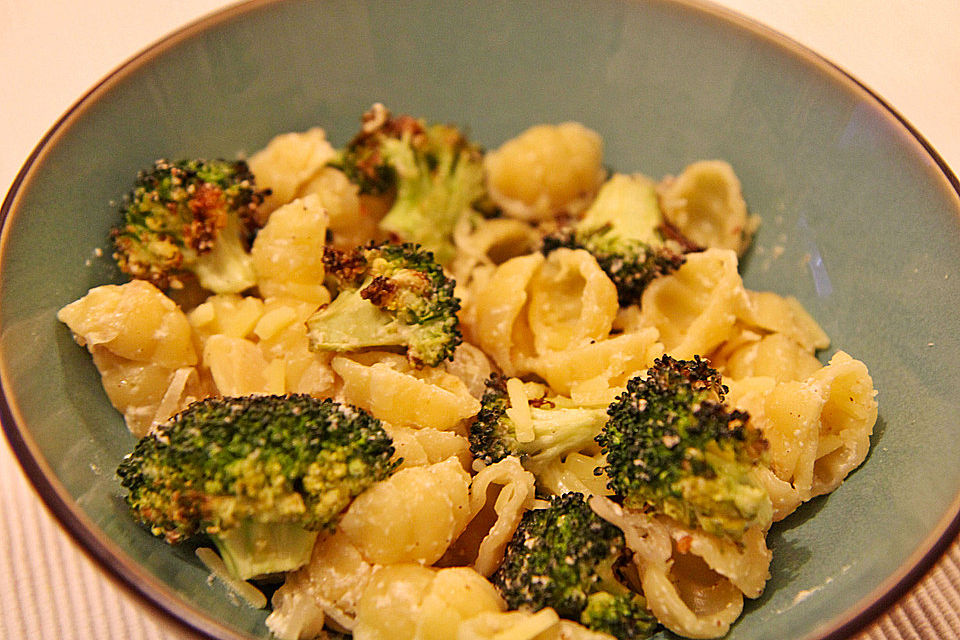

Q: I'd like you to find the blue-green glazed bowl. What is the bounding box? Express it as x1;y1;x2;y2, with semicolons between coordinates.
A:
2;1;959;639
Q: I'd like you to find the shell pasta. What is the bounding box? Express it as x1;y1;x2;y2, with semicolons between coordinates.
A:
58;109;877;640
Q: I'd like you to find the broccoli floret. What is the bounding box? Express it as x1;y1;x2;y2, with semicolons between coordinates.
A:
597;355;772;539
492;493;658;639
305;241;462;367
468;374;608;473
581;592;659;640
116;395;397;580
111;158;267;293
542;173;691;305
330;104;485;264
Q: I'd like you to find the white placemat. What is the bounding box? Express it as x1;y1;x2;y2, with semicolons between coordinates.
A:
2;1;959;638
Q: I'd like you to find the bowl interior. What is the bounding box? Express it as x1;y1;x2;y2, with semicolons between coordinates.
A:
3;1;960;639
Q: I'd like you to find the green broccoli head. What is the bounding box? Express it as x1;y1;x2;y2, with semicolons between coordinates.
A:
111;158;268;293
581;592;659;640
542;173;690;305
597;355;772;539
116;394;397;580
491;493;658;639
330;104;485;264
468;374;608;472
306;241;462;367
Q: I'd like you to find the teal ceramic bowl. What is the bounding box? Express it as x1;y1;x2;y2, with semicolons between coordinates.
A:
2;1;959;639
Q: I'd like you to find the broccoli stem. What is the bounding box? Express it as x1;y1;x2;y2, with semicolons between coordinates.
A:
192;214;258;293
378;138;481;265
525;406;609;468
307;285;413;353
211;520;319;581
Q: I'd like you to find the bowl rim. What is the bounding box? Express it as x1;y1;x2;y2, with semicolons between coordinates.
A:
2;1;959;639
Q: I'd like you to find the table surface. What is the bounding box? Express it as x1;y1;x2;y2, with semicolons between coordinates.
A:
2;1;960;639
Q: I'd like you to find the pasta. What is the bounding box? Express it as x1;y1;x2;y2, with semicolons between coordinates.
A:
484;122;605;222
57;279;202;435
459;456;537;577
331;354;480;431
247;127;338;217
467;252;543;375
352;564;505;640
657;160;759;256
637;248;746;360
529;328;662;403
339;457;473;565
588;497;761;639
267;528;375;634
386;424;472;471
526;248;619;353
58;112;879;640
250;194;331;305
725;351;878;518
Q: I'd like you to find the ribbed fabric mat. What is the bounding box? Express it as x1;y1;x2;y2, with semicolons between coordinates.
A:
859;543;960;640
2;435;958;640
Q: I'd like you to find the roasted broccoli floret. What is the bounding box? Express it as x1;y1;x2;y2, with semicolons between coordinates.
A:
492;493;659;639
542;173;692;305
597;355;772;539
305;241;461;367
468;373;608;473
111;158;267;293
580;592;659;640
116;395;397;581
330;104;485;264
